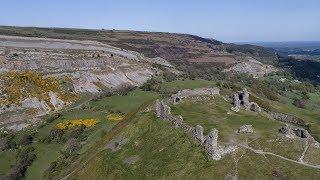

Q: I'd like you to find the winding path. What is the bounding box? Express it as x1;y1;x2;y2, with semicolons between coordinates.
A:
239;144;320;170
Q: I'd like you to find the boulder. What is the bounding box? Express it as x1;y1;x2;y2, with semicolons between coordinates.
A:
238;125;254;133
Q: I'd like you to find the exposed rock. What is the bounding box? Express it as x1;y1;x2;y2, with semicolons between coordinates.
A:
238;125;254;133
106;136;128;152
225;174;238;180
49;91;65;110
194;125;206;144
6;123;29;131
21;97;51;116
171;87;220;104
223;57;278;78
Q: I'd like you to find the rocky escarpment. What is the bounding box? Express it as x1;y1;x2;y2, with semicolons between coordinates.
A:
0;35;163;130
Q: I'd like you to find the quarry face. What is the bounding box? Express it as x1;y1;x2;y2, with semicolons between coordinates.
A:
0;35;155;129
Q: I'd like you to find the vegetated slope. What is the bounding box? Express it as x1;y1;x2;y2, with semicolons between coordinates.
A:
0;26;280;130
66;91;320;179
1;77;319;179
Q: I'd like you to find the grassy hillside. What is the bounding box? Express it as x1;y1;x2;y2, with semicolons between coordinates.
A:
1;79;319;179
0;89;159;179
73;106;320;179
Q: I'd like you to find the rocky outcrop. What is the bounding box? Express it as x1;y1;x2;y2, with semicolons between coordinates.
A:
21;98;51;116
238;125;254;133
223;57;278;78
231;89;261;113
171;87;220;104
49;91;65;110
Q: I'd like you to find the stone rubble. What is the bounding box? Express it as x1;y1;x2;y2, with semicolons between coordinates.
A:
171;87;220;104
238;125;254;133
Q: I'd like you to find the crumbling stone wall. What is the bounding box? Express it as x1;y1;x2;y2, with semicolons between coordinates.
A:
268;112;308;127
231;89;261;113
171;87;220;104
155;99;193;133
193;125;238;160
155;98;237;161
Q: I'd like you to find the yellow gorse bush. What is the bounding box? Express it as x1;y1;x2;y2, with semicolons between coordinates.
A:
107;114;125;121
57;119;98;129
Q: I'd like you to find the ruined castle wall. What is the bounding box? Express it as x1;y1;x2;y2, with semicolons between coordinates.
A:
155;99;237;161
171;87;220;104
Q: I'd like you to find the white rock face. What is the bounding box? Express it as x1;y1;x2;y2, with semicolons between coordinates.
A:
49;91;65;110
21;98;51;116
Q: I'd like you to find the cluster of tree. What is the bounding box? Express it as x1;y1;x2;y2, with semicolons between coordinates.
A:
0;132;34;151
43;125;87;178
0;131;36;180
6;146;36;180
279;56;320;83
42;125;86;144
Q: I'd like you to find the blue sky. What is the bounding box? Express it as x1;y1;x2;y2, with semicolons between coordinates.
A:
0;0;319;42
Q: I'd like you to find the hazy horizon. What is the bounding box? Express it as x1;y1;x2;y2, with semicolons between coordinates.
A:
1;0;320;42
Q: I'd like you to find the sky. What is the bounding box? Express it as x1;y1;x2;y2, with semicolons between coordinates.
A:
0;0;319;42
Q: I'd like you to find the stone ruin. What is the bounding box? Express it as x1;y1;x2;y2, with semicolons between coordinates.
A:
171;87;220;104
155;99;237;160
279;124;309;139
193;125;238;160
231;89;261;113
155;99;193;133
